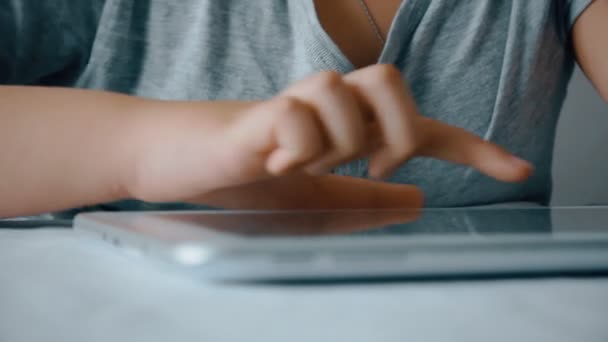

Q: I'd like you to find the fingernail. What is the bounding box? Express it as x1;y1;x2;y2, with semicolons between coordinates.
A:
511;156;534;170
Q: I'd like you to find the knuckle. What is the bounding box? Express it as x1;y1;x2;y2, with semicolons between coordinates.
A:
462;133;488;151
333;135;366;161
348;134;367;155
273;109;308;130
305;140;325;159
392;138;418;160
271;96;305;114
337;142;362;159
313;71;345;90
370;64;402;84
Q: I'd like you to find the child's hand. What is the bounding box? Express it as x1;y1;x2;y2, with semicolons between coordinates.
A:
129;65;532;208
226;65;532;179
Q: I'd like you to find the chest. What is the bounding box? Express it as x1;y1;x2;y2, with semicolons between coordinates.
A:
313;0;402;68
76;0;570;131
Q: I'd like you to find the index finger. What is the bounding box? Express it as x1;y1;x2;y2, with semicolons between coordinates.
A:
418;117;534;182
344;65;532;183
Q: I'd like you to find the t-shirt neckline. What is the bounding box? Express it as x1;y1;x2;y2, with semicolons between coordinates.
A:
297;0;426;72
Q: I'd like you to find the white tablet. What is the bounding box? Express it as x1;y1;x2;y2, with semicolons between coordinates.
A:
74;206;608;281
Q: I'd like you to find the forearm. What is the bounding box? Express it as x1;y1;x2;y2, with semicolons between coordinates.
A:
0;86;146;217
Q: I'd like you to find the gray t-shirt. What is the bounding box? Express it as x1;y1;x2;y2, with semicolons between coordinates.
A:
0;0;594;210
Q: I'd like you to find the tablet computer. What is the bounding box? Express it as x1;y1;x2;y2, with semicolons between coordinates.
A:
74;206;608;281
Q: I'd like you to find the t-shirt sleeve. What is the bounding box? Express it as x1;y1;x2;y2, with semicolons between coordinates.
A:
0;0;105;85
565;0;596;31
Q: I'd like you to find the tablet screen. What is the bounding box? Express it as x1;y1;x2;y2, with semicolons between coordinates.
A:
121;207;608;240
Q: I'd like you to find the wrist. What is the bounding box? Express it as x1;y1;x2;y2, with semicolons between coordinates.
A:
115;97;173;202
119;98;260;202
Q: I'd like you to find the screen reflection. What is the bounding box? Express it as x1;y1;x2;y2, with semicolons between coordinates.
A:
149;207;559;238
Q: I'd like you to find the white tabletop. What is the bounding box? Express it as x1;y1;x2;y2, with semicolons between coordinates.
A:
1;228;607;342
